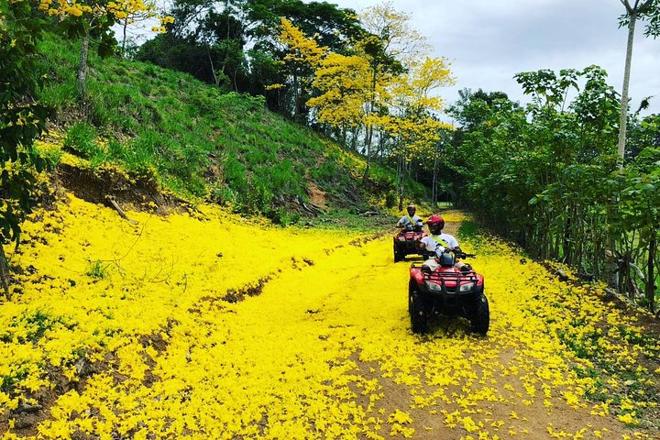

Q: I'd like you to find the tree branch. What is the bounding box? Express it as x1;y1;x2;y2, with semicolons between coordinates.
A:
621;0;634;13
105;195;138;225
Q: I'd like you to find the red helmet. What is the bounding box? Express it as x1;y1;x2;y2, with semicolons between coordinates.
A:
427;215;445;230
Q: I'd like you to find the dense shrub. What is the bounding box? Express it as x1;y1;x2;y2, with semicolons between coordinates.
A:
448;67;659;311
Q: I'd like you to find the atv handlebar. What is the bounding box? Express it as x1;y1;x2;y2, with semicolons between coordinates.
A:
452;250;476;259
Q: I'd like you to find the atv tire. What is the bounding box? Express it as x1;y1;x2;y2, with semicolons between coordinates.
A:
394;247;403;263
470;294;489;335
409;283;428;334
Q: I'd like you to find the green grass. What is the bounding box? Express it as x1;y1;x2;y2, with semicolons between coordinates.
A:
85;259;109;279
36;35;426;221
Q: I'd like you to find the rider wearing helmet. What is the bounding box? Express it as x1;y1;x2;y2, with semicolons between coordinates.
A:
397;203;423;231
420;215;469;272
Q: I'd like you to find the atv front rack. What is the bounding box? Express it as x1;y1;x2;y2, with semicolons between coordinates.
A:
411;263;478;283
427;271;478;284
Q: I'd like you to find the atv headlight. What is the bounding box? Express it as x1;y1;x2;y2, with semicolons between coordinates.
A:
459;282;475;292
425;281;443;292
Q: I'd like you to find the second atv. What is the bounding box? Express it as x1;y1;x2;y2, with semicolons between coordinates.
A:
408;250;489;335
393;229;426;262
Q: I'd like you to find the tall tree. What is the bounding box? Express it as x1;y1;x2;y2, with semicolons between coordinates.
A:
376;57;453;208
114;0;166;57
42;0;169;95
278;16;325;121
358;1;424;170
0;0;50;296
616;0;660;160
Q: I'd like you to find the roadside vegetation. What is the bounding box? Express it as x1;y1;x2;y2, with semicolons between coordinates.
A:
36;35;423;220
441;70;659;312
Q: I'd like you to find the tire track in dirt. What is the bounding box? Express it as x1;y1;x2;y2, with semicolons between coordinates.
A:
3;229;380;437
7;208;657;439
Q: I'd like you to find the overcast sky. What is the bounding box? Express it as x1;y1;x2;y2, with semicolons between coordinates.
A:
328;0;660;115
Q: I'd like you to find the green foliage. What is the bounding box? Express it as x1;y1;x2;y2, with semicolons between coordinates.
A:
86;260;108;279
64;122;101;159
37;35;402;213
618;0;660;38
0;0;50;295
136;0;363;116
385;192;397;209
448;67;659;311
271;208;301;226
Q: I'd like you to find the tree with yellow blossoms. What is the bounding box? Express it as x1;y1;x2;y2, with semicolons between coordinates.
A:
114;0;170;56
374;57;454;208
357;1;428;164
306;52;372;147
38;0;172;94
278;17;325;122
278;17;391;154
278;6;453;205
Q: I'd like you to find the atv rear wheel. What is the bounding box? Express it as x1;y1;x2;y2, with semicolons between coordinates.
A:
470;294;489;335
409;283;428;334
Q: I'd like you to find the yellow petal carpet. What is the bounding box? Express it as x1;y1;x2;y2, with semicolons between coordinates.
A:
1;196;657;439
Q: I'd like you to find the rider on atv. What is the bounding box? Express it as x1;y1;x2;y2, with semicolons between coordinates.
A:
420;215;470;273
397;204;424;232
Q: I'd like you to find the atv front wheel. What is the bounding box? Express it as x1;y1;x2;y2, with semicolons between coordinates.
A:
470;294;489;335
409;283;428;334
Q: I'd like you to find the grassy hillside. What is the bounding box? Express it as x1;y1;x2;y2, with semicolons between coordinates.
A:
35;36;424;224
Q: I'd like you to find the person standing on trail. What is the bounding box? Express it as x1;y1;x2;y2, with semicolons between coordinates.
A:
420;215;470;272
397;204;424;231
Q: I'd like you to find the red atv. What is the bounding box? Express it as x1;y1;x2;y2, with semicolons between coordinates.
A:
393;229;427;262
408;250;489;335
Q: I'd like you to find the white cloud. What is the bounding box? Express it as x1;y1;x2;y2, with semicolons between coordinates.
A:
328;0;660;113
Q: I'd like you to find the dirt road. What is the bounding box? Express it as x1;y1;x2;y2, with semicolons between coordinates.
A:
2;202;657;439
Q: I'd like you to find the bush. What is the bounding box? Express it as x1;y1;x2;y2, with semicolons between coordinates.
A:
449;69;659;311
271;207;300;226
86;260;108;279
385;192;397;209
63;122;102;159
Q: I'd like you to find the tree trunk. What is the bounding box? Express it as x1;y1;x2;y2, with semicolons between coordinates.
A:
292;74;299;121
377;131;386;160
647;234;656;312
563;211;572;264
77;29;90;97
617;14;637;160
397;156;405;211
362;122;372;180
351;126;358;151
432;156;439;204
0;244;10;299
362;68;378;177
207;47;220;87
121;18;128;57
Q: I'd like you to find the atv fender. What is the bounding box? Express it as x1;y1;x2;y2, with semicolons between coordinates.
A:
410;267;425;286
